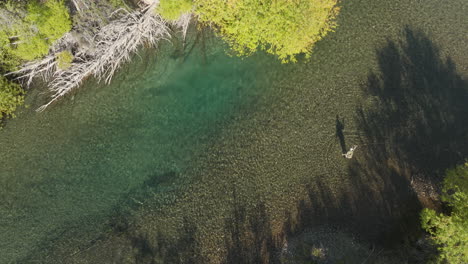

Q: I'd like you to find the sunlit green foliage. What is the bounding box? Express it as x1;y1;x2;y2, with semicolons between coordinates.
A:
26;0;71;43
157;0;193;21
0;75;24;119
8;0;72;61
56;50;73;70
0;0;70;121
108;0;127;8
0;30;19;72
194;0;340;62
421;163;468;263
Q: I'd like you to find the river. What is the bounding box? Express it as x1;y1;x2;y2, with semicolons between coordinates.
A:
1;0;467;263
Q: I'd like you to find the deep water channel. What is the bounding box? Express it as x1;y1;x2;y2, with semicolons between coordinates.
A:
0;34;279;262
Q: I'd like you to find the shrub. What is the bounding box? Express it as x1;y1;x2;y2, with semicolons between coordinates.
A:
157;0;193;21
56;50;73;70
421;163;468;263
0;0;70;121
108;0;127;8
0;30;19;72
194;0;340;62
0;75;24;119
10;0;72;61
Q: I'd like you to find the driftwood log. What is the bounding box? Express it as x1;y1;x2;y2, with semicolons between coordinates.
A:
9;0;192;111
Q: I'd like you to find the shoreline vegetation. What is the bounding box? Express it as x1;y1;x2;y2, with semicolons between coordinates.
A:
1;0;467;263
0;0;72;124
0;0;339;117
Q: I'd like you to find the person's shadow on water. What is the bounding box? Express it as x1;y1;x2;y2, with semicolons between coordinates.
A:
336;115;347;154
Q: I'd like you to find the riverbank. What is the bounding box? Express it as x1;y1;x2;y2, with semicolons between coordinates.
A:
2;0;467;263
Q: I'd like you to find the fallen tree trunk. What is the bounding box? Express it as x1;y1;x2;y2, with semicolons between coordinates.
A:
9;2;193;111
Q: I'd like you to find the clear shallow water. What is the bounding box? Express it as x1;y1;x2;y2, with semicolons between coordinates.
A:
1;0;468;262
0;34;280;262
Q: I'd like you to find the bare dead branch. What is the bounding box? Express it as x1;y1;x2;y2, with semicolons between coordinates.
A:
10;3;175;111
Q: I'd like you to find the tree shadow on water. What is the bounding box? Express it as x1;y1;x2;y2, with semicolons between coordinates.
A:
356;27;468;182
128;187;285;264
279;28;467;262
61;171;207;264
113;171;207;264
347;27;468;243
223;188;283;264
127;217;206;264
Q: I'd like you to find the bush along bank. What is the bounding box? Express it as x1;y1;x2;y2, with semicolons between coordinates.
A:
0;0;72;124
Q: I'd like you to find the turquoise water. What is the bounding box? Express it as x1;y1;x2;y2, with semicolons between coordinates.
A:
2;0;468;262
0;34;279;262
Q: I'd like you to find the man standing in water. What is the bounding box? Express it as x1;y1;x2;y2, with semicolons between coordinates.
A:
343;145;358;159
